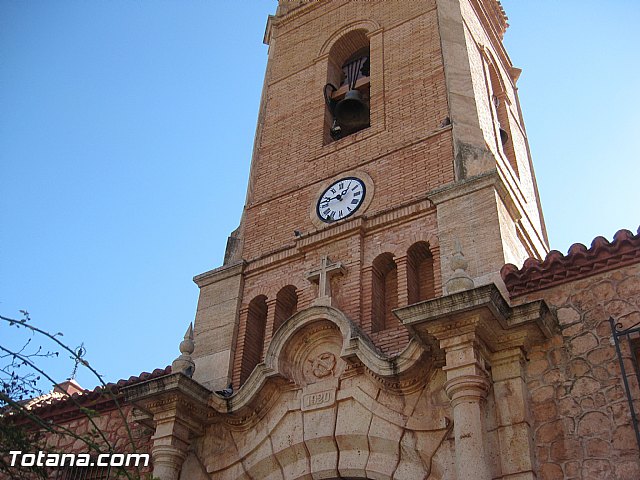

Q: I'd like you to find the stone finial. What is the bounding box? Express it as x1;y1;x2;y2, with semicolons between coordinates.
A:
171;323;195;378
445;239;475;294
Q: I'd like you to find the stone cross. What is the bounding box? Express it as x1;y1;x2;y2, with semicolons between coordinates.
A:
306;255;346;306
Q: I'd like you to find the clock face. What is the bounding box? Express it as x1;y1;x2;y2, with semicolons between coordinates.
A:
316;176;366;223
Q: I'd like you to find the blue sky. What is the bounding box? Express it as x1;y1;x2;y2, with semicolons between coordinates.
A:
1;1;638;391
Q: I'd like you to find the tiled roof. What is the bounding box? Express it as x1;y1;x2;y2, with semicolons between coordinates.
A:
501;228;640;297
21;366;171;421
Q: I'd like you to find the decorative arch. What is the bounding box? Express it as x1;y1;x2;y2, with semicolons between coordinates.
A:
321;23;376;142
407;241;436;304
484;51;518;176
318;19;382;58
406;231;440;251
207;341;447;479
371;252;399;332
219;304;430;414
239;294;268;385
273;285;298;332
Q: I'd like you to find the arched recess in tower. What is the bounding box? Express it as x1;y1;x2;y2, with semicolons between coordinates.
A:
239;294;268;384
371;252;399;333
407;241;437;304
273;285;298;332
323;28;371;142
487;61;519;177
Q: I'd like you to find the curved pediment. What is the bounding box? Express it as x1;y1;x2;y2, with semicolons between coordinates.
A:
212;305;434;418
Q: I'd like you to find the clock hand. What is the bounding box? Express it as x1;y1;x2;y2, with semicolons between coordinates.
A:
339;181;352;197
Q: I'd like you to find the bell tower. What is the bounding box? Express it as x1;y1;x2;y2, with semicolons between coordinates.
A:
190;0;548;392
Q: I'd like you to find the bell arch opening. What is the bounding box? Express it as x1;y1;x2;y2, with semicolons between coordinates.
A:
323;29;371;143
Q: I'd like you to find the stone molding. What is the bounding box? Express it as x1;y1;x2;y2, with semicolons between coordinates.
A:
444;374;490;407
231;305;432;411
317;18;382;57
192;260;245;288
469;0;509;39
428;169;526;228
123;374;211;430
126;305;436;433
394;283;557;353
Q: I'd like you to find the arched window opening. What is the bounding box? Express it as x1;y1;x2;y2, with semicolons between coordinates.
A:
273;285;298;332
488;63;518;177
407;242;436;304
371;253;399;333
324;30;371;143
240;295;268;384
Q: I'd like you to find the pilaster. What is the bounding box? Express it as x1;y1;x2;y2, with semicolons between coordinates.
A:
123;373;211;480
440;330;492;480
394;283;558;480
151;414;190;480
263;298;278;355
191;261;245;391
396;255;409;308
490;348;536;479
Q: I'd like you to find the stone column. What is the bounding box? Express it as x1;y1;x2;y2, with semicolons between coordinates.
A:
152;445;188;480
395;284;557;480
124;374;211;480
441;332;492;480
491;348;536;479
151;413;191;480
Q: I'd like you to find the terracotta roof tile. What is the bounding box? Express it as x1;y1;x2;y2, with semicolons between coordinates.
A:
501;228;640;297
22;366;171;420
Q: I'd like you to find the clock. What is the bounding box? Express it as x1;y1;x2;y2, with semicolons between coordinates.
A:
316;176;366;223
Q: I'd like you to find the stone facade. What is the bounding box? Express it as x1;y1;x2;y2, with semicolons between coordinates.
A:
503;231;640;479
13;1;640;480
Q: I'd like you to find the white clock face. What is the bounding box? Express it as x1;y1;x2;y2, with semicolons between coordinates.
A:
316;177;366;223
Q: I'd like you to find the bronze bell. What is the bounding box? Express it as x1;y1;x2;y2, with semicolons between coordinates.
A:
334;89;370;129
499;127;509;146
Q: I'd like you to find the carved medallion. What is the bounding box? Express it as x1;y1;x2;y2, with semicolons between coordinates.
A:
308;352;336;379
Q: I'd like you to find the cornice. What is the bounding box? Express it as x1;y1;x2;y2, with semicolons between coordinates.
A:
394;283;557;353
123;372;211;408
469;0;508;40
193;261;245;287
273;0;337;29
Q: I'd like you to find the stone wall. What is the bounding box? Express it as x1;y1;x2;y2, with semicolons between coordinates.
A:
517;262;640;479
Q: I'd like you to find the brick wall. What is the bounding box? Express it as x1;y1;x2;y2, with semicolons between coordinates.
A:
242;0;451;260
1;404;154;480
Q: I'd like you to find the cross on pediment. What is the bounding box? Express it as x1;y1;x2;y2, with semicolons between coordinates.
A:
306;255;346;306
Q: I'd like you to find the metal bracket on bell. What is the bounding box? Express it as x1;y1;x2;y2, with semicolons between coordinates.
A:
324;83;342;139
324;83;338;113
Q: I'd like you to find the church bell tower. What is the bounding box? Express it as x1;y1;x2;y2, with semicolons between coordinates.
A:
191;0;548;392
132;2;561;479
